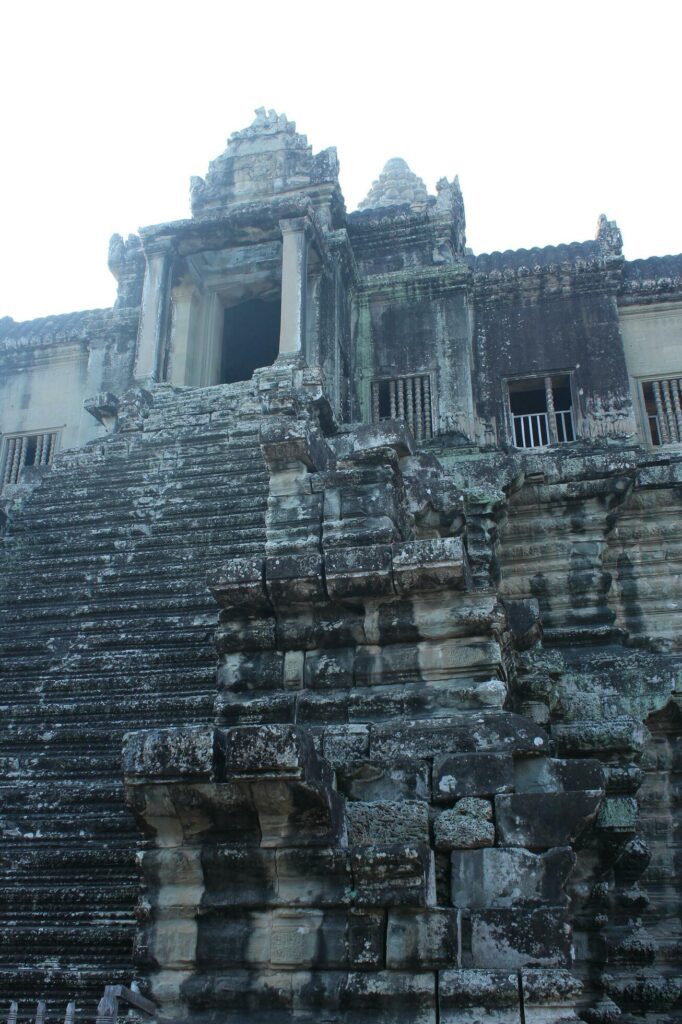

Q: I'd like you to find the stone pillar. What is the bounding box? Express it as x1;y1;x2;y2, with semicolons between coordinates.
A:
278;218;310;357
134;242;173;383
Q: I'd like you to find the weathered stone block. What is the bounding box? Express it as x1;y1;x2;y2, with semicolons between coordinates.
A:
123;726;218;781
596;795;638;832
439;969;520;1024
348;908;385;967
434;752;514;801
552;717;646;756
522;968;583;1023
216;650;285;694
336;759;430;802
322;724;370;766
435;808;495;850
304;647;354;690
514;756;605;794
207;556;269;610
222;724;314;777
371;712;548;760
340;969;436;1024
495;791;603;849
351;843;435;907
451;847;576;909
270;908;348;967
455;797;493;819
469;907;572;968
196;909;270;966
265;552;325;604
201;846;277;907
275;846;351;906
325;543;395;598
386;907;458;968
214;614;276;653
346;800;430;846
392;537;469;594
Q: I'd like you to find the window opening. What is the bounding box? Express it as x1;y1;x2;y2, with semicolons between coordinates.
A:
2;430;59;486
221;297;280;384
508;374;575;449
371;373;434;440
642;376;682;446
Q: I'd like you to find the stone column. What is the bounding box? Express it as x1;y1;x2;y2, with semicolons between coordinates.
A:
134;242;173;383
278;218;310;357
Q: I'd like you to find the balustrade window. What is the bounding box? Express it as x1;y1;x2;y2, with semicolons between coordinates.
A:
508;374;576;449
371;373;434;440
2;430;59;486
642;376;682;446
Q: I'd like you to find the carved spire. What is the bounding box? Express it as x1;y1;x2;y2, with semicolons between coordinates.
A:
595;213;623;258
358;157;430;211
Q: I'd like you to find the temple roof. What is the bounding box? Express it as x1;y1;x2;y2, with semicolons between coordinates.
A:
358;157;430;211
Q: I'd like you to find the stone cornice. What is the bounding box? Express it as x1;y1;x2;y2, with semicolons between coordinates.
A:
0;308;139;359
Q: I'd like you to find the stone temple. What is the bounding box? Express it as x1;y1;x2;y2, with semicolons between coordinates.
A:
1;109;681;1024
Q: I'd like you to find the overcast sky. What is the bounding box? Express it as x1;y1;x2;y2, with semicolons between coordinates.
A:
1;0;680;322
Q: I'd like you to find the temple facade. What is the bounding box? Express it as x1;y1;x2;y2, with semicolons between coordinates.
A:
1;110;681;1024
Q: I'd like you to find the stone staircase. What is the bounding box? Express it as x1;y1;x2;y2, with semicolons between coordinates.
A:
0;382;269;1006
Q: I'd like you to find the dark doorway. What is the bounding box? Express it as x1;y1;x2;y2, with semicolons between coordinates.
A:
221;298;280;383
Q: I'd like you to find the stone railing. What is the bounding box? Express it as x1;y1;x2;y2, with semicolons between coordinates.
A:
5;986;156;1024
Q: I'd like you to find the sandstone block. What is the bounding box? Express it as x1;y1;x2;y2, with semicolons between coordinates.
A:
123;726;218;781
351;843;435;907
346;800;430;846
386;908;458;968
435;808;495;850
265;552;325;604
469;907;572;968
336;759;430;802
495;791;602;849
455;797;493;820
348;908;385;967
207;556;269;610
552;717;646;756
304;647;354;690
275;847;351;906
439;969;520;1023
222;724;314;776
596;796;638;832
325;543;395;599
371;712;548;760
322;724;370;766
514;756;605;794
392;537;469;594
451;847;576;909
434;752;514;801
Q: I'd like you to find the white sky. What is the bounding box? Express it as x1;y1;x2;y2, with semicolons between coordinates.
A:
1;0;680;322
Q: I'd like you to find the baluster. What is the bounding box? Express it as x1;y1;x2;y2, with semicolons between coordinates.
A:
652;381;670;444
35;434;44;465
3;438;16;484
389;380;397;418
371;383;380;423
414;376;423;441
667;378;675;438
661;379;679;442
46;433;56;464
423;376;432;438
544;377;558;444
7;1001;18;1024
406;377;415;434
35;1001;46;1024
64;1002;76;1024
397;378;405;419
96;988;118;1024
11;437;23;483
